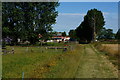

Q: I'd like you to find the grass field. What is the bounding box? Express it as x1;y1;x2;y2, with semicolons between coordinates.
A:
99;44;119;56
93;42;119;56
93;43;119;70
2;43;84;78
2;42;119;78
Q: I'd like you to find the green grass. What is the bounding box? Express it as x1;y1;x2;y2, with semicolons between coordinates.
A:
92;43;119;69
2;43;118;78
44;44;84;78
2;46;63;78
15;42;69;47
2;43;84;78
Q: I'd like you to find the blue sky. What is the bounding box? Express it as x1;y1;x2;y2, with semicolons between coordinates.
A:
52;2;118;34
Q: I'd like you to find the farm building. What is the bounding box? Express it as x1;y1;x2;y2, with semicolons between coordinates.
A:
52;36;70;42
46;32;70;42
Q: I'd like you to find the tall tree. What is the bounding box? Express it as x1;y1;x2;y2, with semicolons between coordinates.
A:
2;3;24;44
76;18;93;43
62;31;66;37
76;8;105;43
69;30;76;39
97;27;114;40
2;2;59;44
115;29;120;40
87;9;105;41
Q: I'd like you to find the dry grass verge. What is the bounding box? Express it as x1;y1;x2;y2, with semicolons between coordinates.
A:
99;44;119;56
93;43;120;71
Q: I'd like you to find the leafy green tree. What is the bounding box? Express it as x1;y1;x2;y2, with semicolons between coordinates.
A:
115;29;120;40
76;8;105;43
86;9;105;41
97;27;107;39
69;29;77;39
2;3;24;44
76;16;93;43
2;2;59;44
62;31;66;37
104;29;114;39
97;28;114;40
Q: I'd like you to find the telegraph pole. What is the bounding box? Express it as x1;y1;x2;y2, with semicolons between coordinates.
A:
92;14;96;42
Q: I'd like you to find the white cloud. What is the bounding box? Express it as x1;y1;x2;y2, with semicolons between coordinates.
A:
54;12;118;34
59;13;86;16
103;12;109;15
59;12;110;16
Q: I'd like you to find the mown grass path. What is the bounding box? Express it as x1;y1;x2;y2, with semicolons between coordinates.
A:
75;44;118;78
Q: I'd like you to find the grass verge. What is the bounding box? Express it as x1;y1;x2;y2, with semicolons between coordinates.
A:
92;42;119;70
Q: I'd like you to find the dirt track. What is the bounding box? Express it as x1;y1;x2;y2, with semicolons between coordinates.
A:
75;44;118;78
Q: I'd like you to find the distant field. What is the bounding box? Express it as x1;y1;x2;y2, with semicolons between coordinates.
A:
98;44;119;56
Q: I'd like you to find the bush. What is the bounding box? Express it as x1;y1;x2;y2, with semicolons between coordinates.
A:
2;41;6;48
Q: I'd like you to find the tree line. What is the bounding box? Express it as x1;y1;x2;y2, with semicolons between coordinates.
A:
69;8;120;43
2;2;59;45
2;3;120;45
